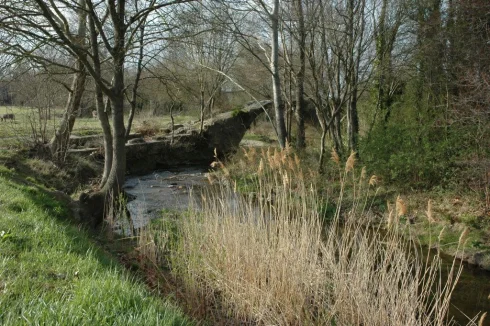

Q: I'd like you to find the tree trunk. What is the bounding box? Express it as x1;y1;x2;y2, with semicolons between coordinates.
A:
331;110;343;155
271;0;287;149
170;104;175;144
374;0;401;123
102;1;127;198
199;87;205;135
312;100;328;173
88;10;113;188
347;85;359;152
318;128;327;174
49;0;87;163
98;97;113;188
125;10;146;140
294;0;306;149
375;0;388;117
346;0;362;153
103;85;126;197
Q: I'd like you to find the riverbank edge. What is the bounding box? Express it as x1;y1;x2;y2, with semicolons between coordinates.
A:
0;166;192;325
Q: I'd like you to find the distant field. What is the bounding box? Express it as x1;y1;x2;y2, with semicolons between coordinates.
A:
0;106;198;149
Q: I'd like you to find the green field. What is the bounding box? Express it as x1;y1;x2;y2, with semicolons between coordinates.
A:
0;106;197;149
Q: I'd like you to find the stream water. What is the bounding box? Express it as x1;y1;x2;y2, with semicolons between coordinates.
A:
123;167;490;325
123;167;207;229
446;257;490;324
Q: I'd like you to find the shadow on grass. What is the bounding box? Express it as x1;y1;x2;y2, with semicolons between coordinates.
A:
0;164;192;325
0;163;115;265
1;148;100;194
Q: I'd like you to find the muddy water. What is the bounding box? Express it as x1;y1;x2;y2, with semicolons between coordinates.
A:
445;255;490;325
124;168;490;325
123;167;207;229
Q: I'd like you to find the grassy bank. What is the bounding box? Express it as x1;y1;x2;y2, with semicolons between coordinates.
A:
0;166;191;325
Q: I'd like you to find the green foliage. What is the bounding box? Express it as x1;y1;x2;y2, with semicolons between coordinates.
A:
318;199;336;223
242;133;272;143
360;122;459;189
152;209;185;254
234;173;260;193
460;214;483;229
231;107;244;117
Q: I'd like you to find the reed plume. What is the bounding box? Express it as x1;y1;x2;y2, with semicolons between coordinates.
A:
369;175;378;186
387;201;394;228
258;158;264;175
426;199;436;223
345;151;356;173
438;226;446;243
458;227;469;246
331;147;340;165
396;195;407;217
294;153;301;169
360;166;367;180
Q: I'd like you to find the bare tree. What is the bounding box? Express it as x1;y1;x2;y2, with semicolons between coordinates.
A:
294;0;307;149
1;0;195;224
223;0;288;148
0;1;84;159
124;12;147;140
301;0;374;169
372;0;406;123
50;0;88;163
269;0;288;148
171;2;239;134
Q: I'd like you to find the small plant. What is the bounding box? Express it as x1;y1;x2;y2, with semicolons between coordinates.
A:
0;230;12;241
105;192;132;238
231;107;244;117
135;120;160;137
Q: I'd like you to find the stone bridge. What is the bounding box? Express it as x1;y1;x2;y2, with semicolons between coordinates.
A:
70;100;272;174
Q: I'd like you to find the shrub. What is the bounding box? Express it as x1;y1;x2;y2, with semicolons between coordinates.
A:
359;122;459;189
135;120;160;137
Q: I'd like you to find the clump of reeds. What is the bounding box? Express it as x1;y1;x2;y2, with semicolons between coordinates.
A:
171;148;324;324
168;147;464;325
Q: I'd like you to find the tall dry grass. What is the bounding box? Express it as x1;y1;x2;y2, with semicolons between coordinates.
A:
167;147;464;325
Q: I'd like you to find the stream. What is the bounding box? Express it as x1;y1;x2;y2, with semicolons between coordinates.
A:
123;167;490;325
123;167;207;230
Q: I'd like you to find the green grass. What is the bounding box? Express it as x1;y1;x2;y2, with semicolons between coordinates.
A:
0;166;191;325
241;133;273;143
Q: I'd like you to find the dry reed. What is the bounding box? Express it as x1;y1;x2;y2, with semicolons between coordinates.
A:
396;195;408;217
345;151;356;173
478;312;487;326
331;147;340;165
427;199;436;223
167;148;464;325
369;174;378;186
